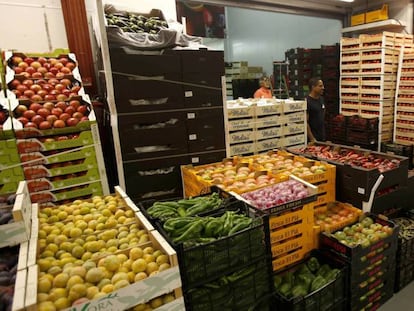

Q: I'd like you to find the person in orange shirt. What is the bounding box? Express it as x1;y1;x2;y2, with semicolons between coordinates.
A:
253;76;273;99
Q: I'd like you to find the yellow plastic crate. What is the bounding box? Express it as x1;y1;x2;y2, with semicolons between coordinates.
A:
366;4;388;23
351;13;365;26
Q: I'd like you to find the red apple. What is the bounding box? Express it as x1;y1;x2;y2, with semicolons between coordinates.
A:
31;72;43;79
42;83;53;92
12;56;23;65
23;57;34;65
29;103;42;112
22;79;34;86
36;79;47;85
59;113;70;122
55;72;65;79
65;106;75;115
48;58;58;65
55;102;67;111
25;122;37;128
60;67;71;74
18;62;29;69
37;57;47;65
37;108;50;118
77;105;88;114
69;100;81;109
59;57;69;65
48;78;60;86
66;62;76;70
44;72;55;79
39;121;52;130
30;94;43;102
43;63;51;70
12;90;22;97
31;61;41;69
44;94;56;101
66;117;79;126
10;79;21;88
54;62;64;70
60;78;71;86
17;116;29;125
49;89;61;96
49;67;59;75
23;90;35;98
55;83;65;92
56;94;68;101
51;107;63;116
37;90;48;99
25;67;36;75
53;119;66;128
80;116;89;122
30;84;42;93
43;102;54;111
15;104;28;115
23;110;36;119
62;89;71;97
72;112;84;120
71;86;81;93
31;115;44;125
13;67;23;74
37;67;48;74
16;85;28;93
46;115;58;123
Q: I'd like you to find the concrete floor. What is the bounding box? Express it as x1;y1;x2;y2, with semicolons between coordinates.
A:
379;281;414;310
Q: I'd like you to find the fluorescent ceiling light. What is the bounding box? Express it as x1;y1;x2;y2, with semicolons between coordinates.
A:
339;0;354;2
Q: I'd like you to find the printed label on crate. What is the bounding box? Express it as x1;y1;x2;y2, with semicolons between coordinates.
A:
283;134;305;147
229;130;254;144
272;248;308;271
228;118;254;131
256;138;281;152
227;106;254;118
283;123;305;135
229;143;255;156
271;235;307;258
283;111;305;124
255;103;282;116
255;127;282;140
283;100;306;113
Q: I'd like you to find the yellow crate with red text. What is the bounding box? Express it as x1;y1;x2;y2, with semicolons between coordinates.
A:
312;201;363;249
269;202;314;272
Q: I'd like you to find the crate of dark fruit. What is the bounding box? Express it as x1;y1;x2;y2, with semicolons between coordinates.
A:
346;115;379;131
345;128;378;146
184;258;272;311
320;214;398;265
157;206;270;288
289;142;409;201
0;99;14;140
235;175;318;215
381;142;413;170
391;214;414;292
273;250;347;311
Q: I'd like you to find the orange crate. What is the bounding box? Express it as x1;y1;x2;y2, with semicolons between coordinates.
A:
271;235;311;258
272;247;311;272
268;203;313;230
270;221;313;245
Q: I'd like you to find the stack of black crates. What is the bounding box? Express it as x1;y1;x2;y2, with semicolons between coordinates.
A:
107;47;227;202
285;48;314;99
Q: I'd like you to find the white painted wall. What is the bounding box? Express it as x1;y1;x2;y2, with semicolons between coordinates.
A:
224;7;342;75
0;0;68;52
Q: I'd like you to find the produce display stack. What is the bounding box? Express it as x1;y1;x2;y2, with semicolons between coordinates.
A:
23;188;184;311
391;213;414;292
0;181;33;311
290;142;409;212
340;32;401;147
224;61;249;99
224;98;307;157
94;2;226;202
321;44;341;142
1;51;109;206
286;48;313;99
273;61;289;99
394;50;414;146
320;214;399;310
139;191;273;311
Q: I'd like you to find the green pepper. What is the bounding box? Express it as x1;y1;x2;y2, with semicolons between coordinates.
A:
316;264;332;278
296;263;312;276
274;275;283;288
173;219;205;243
282;271;295;287
177;206;187;217
291;284;308;298
205;219;224;237
325;268;340;281
227;218;252;235
310;275;327;292
278;283;292;297
296;273;314;292
306;257;320;273
163;217;195;232
186;201;211;216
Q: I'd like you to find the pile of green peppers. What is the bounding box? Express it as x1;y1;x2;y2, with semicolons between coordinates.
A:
274;257;341;301
147;193;223;221
163;211;253;245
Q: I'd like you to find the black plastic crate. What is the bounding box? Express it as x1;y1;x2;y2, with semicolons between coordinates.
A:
345;128;378;146
273;250;348;311
350;282;394;311
184;257;273;311
395;261;414;293
156;209;271;289
346;115;379;131
381;142;414;170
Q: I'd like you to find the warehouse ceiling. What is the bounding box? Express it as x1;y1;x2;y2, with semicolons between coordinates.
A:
184;0;389;20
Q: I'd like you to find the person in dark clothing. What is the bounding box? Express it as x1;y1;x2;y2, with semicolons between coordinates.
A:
306;77;326;142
